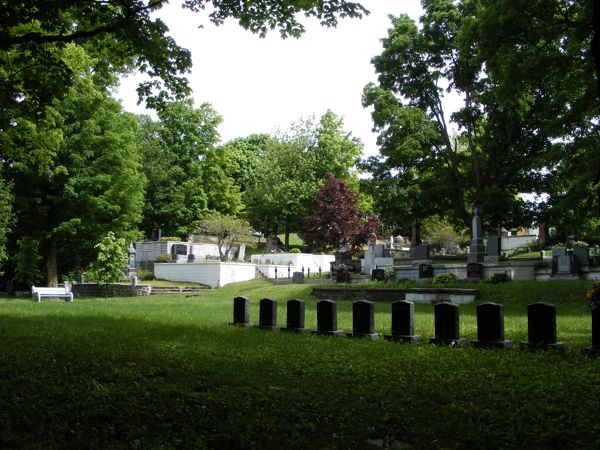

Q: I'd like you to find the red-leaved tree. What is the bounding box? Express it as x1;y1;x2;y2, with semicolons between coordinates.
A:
301;172;380;254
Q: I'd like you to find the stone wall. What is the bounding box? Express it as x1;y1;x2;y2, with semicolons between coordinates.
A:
72;283;151;297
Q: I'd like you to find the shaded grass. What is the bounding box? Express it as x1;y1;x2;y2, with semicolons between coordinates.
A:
1;279;599;449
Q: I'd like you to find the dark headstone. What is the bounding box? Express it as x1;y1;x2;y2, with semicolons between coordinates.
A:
520;302;565;353
486;236;501;257
410;244;429;260
552;247;567;257
467;263;484;280
314;299;344;336
258;298;277;330
385;300;421;343
429;302;467;347
292;272;305;284
585;308;600;356
187;253;195;262
348;300;380;339
281;299;309;333
418;264;433;279
371;268;385;281
472;303;512;349
231;296;251;327
573;246;589;266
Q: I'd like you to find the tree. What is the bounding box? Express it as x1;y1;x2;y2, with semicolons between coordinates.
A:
4;45;145;286
0;177;13;277
197;213;251;262
301;173;379;254
138;99;222;237
363;1;597;237
1;0;367;120
85;232;128;288
469;0;598;237
244;112;365;248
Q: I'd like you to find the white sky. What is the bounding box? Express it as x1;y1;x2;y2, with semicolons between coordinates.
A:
116;0;424;157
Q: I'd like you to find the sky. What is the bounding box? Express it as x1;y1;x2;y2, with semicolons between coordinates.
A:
116;0;424;158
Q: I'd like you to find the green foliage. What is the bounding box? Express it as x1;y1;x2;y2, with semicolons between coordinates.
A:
421;215;468;250
135;269;154;281
485;272;511;284
159;236;182;242
362;0;597;236
85;232;128;287
4;47;145;285
244;112;364;246
14;237;43;288
289;248;301;253
197;213;252;261
138;100;222;237
431;272;459;284
0;177;12;276
154;254;172;263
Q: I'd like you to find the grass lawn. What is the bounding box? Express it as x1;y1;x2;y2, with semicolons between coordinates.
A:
1;279;600;449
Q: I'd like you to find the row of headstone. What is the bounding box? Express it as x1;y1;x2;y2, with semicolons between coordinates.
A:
230;298;587;354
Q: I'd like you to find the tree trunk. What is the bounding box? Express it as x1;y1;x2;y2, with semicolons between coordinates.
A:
46;242;58;287
284;216;290;251
411;218;421;247
592;0;600;113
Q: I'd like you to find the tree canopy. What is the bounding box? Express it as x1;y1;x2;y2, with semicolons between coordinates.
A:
363;0;598;239
302;172;379;254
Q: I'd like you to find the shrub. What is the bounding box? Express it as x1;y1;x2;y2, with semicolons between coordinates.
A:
431;272;458;284
155;254;172;263
486;272;511;283
159;236;181;242
136;269;154;281
289;248;301;253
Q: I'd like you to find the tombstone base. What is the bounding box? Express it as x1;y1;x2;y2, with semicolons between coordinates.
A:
549;274;580;281
428;337;468;348
255;325;278;331
483;256;501;265
384;334;422;343
346;332;381;340
312;330;345;337
520;341;566;354
471;340;513;349
229;322;252;328
280;327;311;334
584;346;600;357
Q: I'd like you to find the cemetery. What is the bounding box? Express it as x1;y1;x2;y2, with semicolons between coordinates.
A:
2;1;600;448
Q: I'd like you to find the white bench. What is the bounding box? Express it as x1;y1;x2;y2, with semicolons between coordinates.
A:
31;285;74;303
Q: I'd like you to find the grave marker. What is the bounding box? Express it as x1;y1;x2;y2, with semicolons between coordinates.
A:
347;300;380;339
429;302;467;347
313;299;344;336
230;296;251;327
257;298;277;330
585;308;600;356
472;303;512;349
281;299;310;333
384;300;421;343
520;302;565;353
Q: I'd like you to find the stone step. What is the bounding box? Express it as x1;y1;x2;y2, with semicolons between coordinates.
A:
149;286;208;295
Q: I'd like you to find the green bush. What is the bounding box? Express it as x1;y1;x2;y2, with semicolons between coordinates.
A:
486;272;511;283
136;269;154;281
289;247;301;253
159;236;181;242
431;272;459;284
154;254;172;263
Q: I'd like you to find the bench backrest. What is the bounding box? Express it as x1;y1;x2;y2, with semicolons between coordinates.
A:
32;286;70;295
